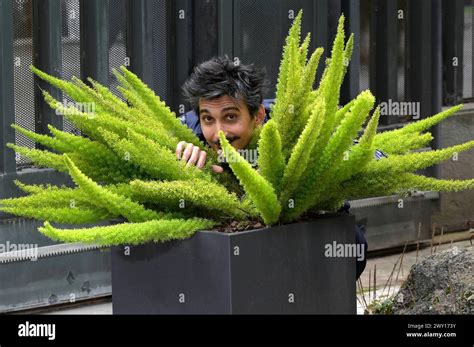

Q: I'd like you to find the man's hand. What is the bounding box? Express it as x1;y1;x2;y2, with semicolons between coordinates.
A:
176;141;224;173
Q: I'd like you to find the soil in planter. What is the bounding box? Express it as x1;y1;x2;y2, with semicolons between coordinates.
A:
215;220;265;233
213;208;334;233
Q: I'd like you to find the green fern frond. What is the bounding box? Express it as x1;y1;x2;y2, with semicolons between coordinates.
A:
118;66;202;146
374;104;463;146
257;119;285;191
6;143;67;172
0;206;112;224
279;98;326;207
219;131;281;225
39;218;216;246
63;155;170;222
130;179;250;219
363;140;474;175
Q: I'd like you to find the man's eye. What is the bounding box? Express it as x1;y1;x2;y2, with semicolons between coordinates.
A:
226;114;237;120
202;116;213;123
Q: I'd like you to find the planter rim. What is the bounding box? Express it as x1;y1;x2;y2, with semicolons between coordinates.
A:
197;212;352;237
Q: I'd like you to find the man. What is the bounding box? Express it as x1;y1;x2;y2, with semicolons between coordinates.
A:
177;56;267;172
177;56;368;279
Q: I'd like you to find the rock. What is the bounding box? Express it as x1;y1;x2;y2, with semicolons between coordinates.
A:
392;247;474;314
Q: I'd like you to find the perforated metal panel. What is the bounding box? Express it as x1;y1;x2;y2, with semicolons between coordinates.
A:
13;0;34;167
61;0;81;135
464;0;473;99
359;0;370;92
233;0;316;99
398;0;407;102
152;0;169;102
364;0;408;107
108;0;127;98
235;0;282;99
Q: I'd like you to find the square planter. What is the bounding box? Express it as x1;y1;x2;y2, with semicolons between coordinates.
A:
111;213;356;314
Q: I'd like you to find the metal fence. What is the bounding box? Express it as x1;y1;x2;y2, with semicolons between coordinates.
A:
2;0;473;174
0;0;473;312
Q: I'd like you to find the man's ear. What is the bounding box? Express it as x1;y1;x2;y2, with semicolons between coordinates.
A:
255;104;265;127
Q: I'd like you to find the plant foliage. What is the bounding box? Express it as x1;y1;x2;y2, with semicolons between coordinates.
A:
2;11;473;245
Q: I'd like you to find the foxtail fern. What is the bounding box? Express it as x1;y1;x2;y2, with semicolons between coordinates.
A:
2;11;473;246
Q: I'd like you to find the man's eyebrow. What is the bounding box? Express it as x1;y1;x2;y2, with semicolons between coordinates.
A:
221;106;241;113
199;106;241;115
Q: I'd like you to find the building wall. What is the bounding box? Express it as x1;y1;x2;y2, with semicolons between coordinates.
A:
432;102;474;232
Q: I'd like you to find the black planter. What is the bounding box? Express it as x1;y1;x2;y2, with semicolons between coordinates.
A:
111;213;357;314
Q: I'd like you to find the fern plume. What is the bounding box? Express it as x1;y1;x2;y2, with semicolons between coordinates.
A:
1;13;472;246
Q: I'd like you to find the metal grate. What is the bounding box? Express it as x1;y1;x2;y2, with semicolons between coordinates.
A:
235;0;283;99
109;0;127;98
359;0;370;92
61;0;81;135
398;0;406;101
13;0;35;167
234;1;315;99
151;0;169;102
464;0;473;99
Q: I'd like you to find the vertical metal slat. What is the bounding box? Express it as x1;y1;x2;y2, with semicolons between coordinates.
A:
174;0;193;111
406;0;442;179
313;0;329;86
442;0;464;105
80;0;109;85
193;0;218;65
328;0;342;44
341;0;360;105
370;0;399;125
33;0;63;135
406;0;434;119
126;0;175;107
0;0;16;174
430;0;443;180
217;0;233;58
125;0;154;89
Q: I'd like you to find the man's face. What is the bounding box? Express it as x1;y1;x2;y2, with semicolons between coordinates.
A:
199;95;264;151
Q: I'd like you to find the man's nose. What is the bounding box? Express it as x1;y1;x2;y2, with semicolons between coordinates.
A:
214;123;228;136
213;127;228;145
215;121;225;133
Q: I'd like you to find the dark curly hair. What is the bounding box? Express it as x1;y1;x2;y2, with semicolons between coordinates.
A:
182;56;266;117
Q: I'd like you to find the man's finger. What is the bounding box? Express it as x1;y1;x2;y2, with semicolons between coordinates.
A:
181;143;194;163
176;141;187;159
211;165;224;173
196;151;207;169
186;146;201;167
